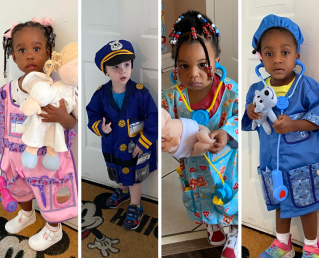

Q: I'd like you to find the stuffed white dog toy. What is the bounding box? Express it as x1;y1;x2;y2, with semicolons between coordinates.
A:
252;86;277;135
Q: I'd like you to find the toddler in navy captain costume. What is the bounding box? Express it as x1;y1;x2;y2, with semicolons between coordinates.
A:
86;39;158;230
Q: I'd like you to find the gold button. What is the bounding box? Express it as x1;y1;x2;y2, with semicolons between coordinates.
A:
136;83;144;90
120;144;127;151
118;120;126;127
122;167;130;174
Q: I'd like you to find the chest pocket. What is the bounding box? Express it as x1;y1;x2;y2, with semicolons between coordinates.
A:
9;113;27;138
284;113;311;144
127;116;144;137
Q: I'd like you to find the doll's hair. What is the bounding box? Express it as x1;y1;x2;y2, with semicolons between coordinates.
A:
252;27;298;55
2;21;56;78
170;10;221;78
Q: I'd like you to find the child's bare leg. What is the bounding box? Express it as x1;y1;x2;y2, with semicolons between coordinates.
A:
48;222;59;227
276;208;291;233
119;183;129;191
20;200;33;211
301;211;317;240
129;183;142;205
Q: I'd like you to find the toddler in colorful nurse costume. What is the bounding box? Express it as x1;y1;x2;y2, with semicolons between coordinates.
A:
242;14;319;257
1;18;78;251
162;11;238;258
86;39;158;230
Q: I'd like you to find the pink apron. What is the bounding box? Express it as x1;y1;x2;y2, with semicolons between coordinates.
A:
0;82;78;223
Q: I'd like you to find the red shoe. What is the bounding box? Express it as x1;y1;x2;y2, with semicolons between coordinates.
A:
222;228;238;258
207;224;226;246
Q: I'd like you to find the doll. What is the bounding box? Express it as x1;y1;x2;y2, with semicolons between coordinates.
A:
162;108;215;158
20;42;78;171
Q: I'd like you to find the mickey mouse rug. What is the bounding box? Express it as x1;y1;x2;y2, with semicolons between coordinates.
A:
81;180;158;258
0;205;78;257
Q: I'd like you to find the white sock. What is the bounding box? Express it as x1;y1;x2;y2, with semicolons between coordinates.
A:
46;223;60;232
22;209;33;217
276;232;290;245
304;237;318;247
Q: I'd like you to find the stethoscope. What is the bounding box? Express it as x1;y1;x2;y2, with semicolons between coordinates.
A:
255;59;305;202
172;62;226;126
170;63;232;205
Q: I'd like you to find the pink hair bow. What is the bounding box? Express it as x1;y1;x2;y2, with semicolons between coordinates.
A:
3;21;19;39
31;17;52;26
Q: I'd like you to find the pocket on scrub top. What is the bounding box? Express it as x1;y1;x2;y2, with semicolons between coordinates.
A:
215;192;238;216
258;167;279;206
182;188;196;212
288;165;316;207
311;163;319;201
283;113;311;144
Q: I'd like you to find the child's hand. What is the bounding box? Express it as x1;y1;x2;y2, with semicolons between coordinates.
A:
101;117;112;134
272;115;294;134
132;145;143;158
39;99;76;129
247;102;261;120
207;129;230;154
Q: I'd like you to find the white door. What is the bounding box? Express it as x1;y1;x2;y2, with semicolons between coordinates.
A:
82;0;158;198
241;0;319;244
213;0;238;82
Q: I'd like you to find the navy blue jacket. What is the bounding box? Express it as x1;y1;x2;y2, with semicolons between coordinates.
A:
86;79;158;185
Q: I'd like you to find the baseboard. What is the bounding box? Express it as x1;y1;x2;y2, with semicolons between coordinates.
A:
162;237;217;256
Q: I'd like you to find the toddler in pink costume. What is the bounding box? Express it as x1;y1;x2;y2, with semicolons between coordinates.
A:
1;18;78;251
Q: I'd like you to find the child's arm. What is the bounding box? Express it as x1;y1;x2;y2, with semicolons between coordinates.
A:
273;115;319;134
40;99;76;129
86;89;109;137
136;88;158;153
273;83;319;134
242;84;259;131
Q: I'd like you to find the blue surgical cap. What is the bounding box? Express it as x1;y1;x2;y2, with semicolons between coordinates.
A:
252;14;304;53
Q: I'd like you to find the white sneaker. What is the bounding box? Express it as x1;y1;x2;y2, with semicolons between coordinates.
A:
28;223;63;251
5;209;36;234
221;227;238;258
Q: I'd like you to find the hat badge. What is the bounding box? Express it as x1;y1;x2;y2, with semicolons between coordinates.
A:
109;40;123;51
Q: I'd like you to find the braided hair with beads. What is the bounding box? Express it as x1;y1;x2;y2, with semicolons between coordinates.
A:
2;21;56;78
169;10;221;81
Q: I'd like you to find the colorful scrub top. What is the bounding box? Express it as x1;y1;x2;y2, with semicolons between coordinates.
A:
162;75;238;225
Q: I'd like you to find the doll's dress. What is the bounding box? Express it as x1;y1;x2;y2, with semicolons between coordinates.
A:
20;72;77;152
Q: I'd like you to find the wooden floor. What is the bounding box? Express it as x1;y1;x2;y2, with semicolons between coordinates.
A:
163;246;223;258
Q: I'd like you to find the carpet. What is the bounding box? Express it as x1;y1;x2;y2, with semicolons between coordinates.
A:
0;205;78;258
81;180;158;258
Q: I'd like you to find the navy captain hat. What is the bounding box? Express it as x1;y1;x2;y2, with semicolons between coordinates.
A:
95;39;135;73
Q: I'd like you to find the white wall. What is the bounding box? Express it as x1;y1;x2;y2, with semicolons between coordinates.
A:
0;0;79;169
